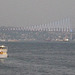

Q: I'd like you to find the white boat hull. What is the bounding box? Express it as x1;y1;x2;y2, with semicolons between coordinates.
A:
0;54;8;58
0;45;8;58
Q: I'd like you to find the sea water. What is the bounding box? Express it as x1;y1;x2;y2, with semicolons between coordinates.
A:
0;42;75;75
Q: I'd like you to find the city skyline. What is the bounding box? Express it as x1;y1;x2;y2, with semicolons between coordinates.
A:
0;25;74;42
0;17;72;32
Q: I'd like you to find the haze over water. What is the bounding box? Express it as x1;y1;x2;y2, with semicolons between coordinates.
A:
0;0;75;28
0;42;75;75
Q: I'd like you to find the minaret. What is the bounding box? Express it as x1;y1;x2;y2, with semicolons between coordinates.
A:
68;17;72;40
70;29;72;40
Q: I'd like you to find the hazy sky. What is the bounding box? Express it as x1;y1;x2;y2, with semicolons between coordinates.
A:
0;0;75;27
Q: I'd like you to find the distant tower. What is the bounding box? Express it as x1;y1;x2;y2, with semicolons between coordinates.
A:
70;29;72;40
68;17;72;40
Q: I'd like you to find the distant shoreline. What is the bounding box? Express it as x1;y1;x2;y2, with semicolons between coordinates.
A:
0;40;75;43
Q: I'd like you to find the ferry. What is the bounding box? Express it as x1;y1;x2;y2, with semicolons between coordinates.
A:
0;45;8;58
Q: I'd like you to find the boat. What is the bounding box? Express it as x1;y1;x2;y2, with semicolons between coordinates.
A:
0;45;8;58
